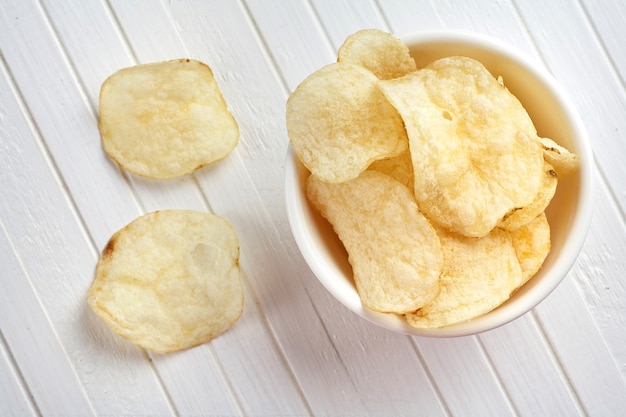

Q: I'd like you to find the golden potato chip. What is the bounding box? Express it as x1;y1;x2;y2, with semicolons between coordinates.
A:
88;210;243;354
306;171;442;314
286;62;408;183
337;29;417;80
368;148;414;189
405;226;523;329
99;59;239;179
378;56;544;237
510;212;551;284
539;137;580;179
499;162;557;231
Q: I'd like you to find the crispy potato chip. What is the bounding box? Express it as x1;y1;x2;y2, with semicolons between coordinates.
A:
99;59;239;179
286;62;408;183
337;29;417;80
539;137;580;179
510;212;551;284
306;171;442;314
88;210;243;354
500;162;557;231
405;226;523;329
378;56;544;237
368;148;414;189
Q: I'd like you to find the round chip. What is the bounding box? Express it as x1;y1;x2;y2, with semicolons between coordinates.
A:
306;171;442;314
405;226;523;329
286;62;408;183
378;56;544;237
337;29;417;80
87;210;243;354
99;59;239;179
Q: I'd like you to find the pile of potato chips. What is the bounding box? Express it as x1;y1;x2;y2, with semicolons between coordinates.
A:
286;29;579;328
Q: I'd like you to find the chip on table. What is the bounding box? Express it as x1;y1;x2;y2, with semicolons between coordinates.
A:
99;59;239;179
87;210;243;354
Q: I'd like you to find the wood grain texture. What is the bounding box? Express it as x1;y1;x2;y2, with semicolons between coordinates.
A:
1;0;625;415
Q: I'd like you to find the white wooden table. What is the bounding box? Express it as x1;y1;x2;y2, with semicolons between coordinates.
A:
2;1;625;416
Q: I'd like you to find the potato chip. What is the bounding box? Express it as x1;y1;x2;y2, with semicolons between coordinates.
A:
337;29;417;80
510;212;551;284
368;148;414;189
306;171;442;314
539;137;580;179
88;210;243;354
286;62;408;183
99;59;239;179
405;226;523;329
378;56;544;237
499;162;557;231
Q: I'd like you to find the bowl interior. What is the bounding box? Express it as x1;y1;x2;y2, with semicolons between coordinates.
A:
285;31;592;337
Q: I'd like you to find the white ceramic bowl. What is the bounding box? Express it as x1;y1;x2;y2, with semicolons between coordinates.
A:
285;30;593;337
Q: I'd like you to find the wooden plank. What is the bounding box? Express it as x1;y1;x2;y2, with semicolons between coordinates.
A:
309;0;388;46
535;277;626;416
415;337;516;416
0;288;43;417
378;0;537;56
580;0;626;86
0;226;92;416
568;175;626;375
479;316;583;415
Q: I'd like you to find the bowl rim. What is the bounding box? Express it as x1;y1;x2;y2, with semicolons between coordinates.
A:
285;29;593;337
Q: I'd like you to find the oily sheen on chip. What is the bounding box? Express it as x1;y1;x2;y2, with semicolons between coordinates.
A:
99;59;239;179
88;210;243;353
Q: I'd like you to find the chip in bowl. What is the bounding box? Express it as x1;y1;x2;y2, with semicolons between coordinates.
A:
286;62;407;183
378;56;544;237
337;28;417;80
306;171;442;314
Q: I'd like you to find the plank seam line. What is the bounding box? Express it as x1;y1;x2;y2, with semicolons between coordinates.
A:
304;0;342;54
409;338;453;417
239;0;292;95
529;310;588;416
0;228;43;417
206;344;248;417
101;0;140;64
475;335;521;417
577;0;626;100
372;0;399;33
